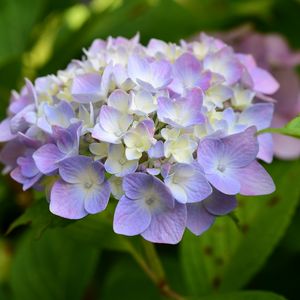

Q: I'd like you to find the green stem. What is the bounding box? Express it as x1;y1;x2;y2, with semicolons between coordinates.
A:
128;238;186;300
106;213;186;299
142;240;166;280
123;239;157;283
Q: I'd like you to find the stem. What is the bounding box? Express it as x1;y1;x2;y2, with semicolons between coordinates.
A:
142;240;165;280
124;239;157;283
129;238;186;300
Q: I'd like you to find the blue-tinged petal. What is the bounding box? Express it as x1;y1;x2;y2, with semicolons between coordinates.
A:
123;173;153;200
141;202;186;244
113;196;151;236
165;163;212;204
234;161;275;196
158;89;204;128
203;189;237;216
44;101;74;129
186;202;215;236
221;126;259;168
0;119;16;142
71;73;102;103
206;171;240;195
11;167;42;191
239;103;274;130
50;179;87;219
92;106;132;144
148;141;164;159
33;144;64;174
84;180;110;214
204;48;243;85
58;155;92;183
173;53;201;88
257;133;273;163
17;156;39;177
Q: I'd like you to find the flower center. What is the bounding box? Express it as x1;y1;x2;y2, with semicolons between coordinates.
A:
217;163;226;172
84;181;94;189
146;198;155;206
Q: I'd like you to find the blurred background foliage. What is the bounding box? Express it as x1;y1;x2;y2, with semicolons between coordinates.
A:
0;0;300;299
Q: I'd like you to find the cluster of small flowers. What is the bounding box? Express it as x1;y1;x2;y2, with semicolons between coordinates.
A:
214;27;300;159
0;34;277;244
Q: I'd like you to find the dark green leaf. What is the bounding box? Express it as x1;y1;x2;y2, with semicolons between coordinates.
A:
10;228;99;300
181;161;300;296
189;290;286;300
7;198;133;252
99;256;161;300
7;199;72;238
63;212;133;252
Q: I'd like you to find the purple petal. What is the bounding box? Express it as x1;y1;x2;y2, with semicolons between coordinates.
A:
71;73;102;103
52;122;81;155
128;55;172;90
173;53;202;88
17;156;39;177
92;106;132;143
25;78;38;107
149;59;172;89
165;163;212;203
10;104;34;134
186;202;215;236
113;196;151;236
239;103;274;130
157;88;204;128
58;155;92;183
148;140;164;159
44;101;75;128
10;167;42;191
203;189;237;215
33;144;64;174
204;48;243;85
234;161;275;196
0;119;16;142
197;138;224;171
50;179;87;219
142;202;186;244
84;180;110;214
128;55;150;85
249;67;279;94
0;140;26;173
221;126;259;168
123;172;156;200
206;171;241;195
257;133;273;163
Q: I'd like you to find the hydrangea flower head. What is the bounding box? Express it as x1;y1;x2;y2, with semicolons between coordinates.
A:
0;33;278;244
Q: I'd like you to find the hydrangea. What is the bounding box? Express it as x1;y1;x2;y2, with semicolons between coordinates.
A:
212;27;300;159
0;33;277;244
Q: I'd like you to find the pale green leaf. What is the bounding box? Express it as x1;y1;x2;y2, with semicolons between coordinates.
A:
181;161;300;296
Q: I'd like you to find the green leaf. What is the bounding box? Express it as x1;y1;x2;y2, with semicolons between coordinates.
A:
7;200;72;238
189;290;286;300
7;198;132;252
99;257;161;300
180;161;300;296
0;0;46;66
10;228;99;300
258;115;300;138
63;212;133;252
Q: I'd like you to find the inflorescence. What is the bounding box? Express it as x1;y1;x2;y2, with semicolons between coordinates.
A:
0;34;278;244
